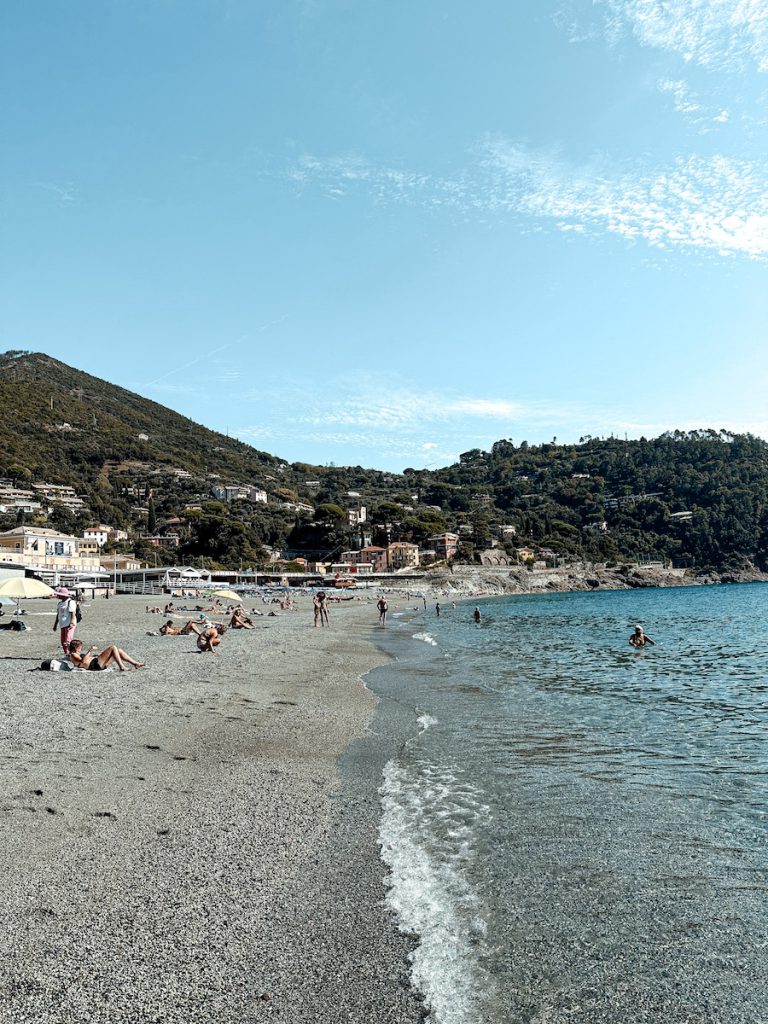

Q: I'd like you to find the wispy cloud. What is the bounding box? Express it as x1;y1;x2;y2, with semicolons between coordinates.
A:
599;0;768;73
288;142;768;259
297;386;522;431
32;181;78;204
657;78;730;130
481;140;768;258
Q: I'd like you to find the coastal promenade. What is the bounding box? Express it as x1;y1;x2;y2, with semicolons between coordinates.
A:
0;596;424;1022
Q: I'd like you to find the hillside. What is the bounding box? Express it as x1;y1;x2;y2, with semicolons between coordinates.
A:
2;350;768;573
0;350;283;484
418;433;768;571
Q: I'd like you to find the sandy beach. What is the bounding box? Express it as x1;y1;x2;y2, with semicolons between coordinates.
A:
0;594;426;1023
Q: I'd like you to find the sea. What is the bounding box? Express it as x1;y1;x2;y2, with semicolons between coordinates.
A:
368;584;768;1024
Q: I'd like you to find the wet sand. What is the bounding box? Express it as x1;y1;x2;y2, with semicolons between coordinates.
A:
0;595;425;1023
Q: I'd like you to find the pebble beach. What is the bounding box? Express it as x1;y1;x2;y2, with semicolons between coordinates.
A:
0;595;426;1023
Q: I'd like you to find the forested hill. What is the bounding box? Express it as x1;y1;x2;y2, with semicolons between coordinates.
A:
417;433;768;570
0;350;282;483
1;350;767;572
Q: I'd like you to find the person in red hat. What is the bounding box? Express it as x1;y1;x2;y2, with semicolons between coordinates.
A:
53;587;78;655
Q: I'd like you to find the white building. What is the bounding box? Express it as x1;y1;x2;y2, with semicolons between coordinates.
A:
212;484;268;504
83;525;112;547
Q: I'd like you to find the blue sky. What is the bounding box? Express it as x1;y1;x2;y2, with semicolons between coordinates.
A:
2;1;767;471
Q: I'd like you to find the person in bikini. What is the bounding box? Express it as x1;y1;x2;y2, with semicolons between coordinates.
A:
197;625;225;653
160;620;182;635
69;639;145;672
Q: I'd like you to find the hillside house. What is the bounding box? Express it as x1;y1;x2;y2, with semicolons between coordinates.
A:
0;483;43;515
31;483;86;511
429;532;460;561
212;485;268;504
83;525;112;547
140;534;181;548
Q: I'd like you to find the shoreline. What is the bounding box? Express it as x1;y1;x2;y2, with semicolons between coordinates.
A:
0;594;425;1023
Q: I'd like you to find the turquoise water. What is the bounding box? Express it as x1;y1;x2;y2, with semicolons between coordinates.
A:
374;584;768;1024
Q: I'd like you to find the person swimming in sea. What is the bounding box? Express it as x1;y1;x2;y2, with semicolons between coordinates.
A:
629;625;655;648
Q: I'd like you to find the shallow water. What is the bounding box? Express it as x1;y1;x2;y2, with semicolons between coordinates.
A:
373;585;768;1024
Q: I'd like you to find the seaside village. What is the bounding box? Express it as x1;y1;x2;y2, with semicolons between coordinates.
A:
0;470;553;591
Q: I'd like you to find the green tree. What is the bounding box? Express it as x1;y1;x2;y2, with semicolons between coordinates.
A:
147;497;157;534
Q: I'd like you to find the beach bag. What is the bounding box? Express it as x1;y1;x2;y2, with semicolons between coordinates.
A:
40;659;71;671
11;620;27;632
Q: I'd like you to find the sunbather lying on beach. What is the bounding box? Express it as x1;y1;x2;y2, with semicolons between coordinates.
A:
69;639;145;672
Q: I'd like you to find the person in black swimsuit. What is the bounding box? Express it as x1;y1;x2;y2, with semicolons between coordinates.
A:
69;639;145;672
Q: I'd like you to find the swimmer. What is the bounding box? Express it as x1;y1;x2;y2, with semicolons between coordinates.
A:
629;625;655;648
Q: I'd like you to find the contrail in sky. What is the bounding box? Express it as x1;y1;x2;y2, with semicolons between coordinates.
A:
144;315;288;388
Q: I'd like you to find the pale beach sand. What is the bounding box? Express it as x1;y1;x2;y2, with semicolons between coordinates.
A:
0;595;426;1023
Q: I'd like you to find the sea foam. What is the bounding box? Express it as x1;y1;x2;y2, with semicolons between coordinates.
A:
412;632;438;646
379;758;494;1024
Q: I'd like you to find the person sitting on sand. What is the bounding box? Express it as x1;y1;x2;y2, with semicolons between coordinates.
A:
164;602;175;615
229;607;254;629
160;620;182;635
69;639;145;672
629;625;655;648
197;625;225;653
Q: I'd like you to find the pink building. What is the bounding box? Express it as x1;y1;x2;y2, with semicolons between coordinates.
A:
428;532;460;561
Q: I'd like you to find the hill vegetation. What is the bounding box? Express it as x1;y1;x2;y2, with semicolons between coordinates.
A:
1;350;767;573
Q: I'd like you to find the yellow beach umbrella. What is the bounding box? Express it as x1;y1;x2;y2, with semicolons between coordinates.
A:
212;588;242;603
0;577;56;599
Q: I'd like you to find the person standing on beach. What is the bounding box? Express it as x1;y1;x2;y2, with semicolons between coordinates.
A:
53;587;78;655
629;625;655;648
377;597;388;626
474;607;481;623
435;602;441;617
313;591;329;627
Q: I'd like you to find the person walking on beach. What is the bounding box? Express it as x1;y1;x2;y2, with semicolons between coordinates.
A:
377;597;388;626
629;625;655;648
53;587;78;655
435;602;441;617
